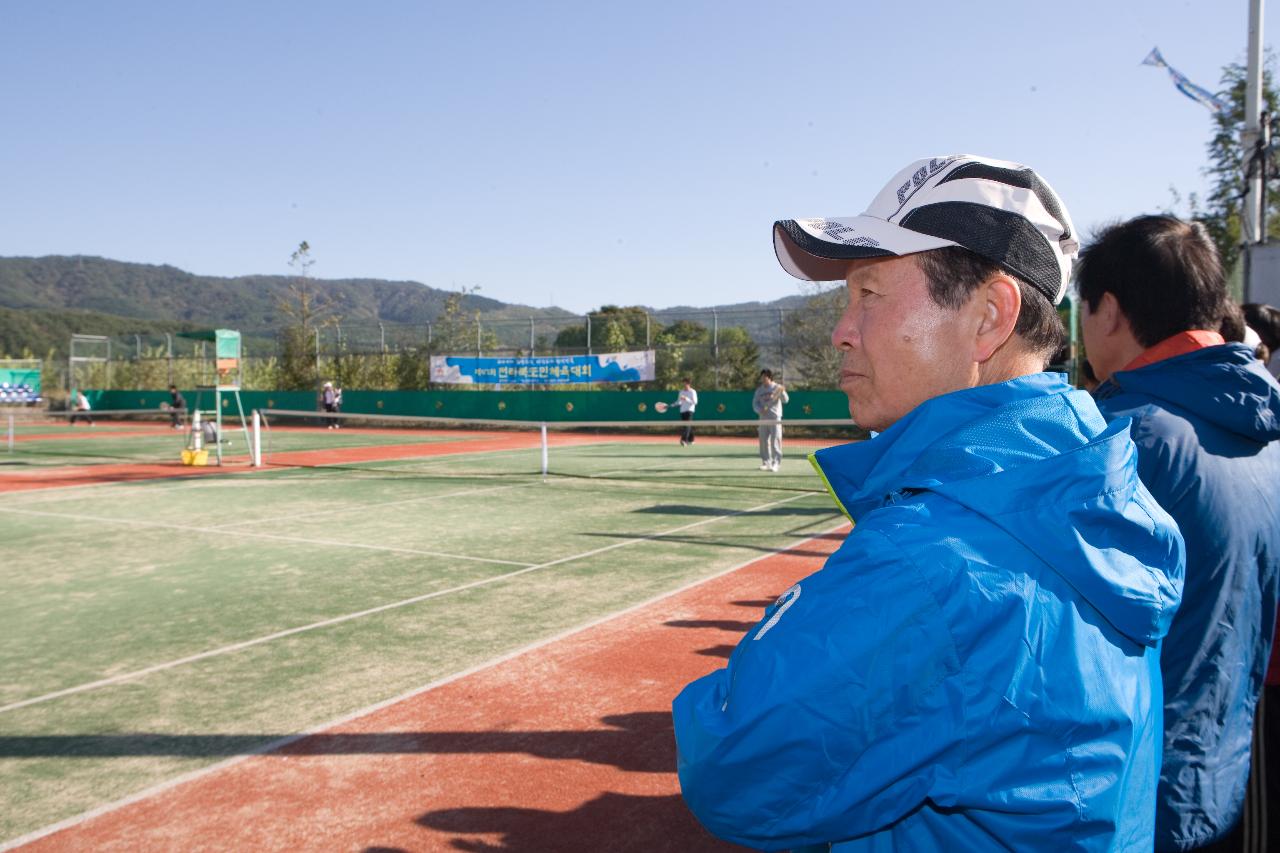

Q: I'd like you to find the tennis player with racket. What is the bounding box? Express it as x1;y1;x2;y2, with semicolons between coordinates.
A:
661;377;698;445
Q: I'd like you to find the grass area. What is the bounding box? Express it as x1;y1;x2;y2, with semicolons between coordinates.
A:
0;435;844;842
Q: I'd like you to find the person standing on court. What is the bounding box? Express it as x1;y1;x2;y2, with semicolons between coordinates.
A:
322;381;339;429
1078;216;1280;853
673;155;1185;852
70;389;93;426
674;377;698;446
752;369;788;471
168;384;187;430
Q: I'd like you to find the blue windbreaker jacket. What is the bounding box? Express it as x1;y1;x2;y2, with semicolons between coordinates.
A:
1093;344;1280;852
673;373;1185;852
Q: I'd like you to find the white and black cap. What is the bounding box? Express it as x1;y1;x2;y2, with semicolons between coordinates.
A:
773;155;1079;304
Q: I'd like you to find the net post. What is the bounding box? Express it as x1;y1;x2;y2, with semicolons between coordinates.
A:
252;410;262;467
540;422;548;478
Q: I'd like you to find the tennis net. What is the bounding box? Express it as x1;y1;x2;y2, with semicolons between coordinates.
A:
3;408;256;467
255;408;867;492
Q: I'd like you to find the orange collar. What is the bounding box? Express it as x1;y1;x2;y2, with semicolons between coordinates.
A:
1121;330;1225;372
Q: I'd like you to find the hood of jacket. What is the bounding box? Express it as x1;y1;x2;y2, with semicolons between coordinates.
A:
1096;343;1280;443
812;372;1184;648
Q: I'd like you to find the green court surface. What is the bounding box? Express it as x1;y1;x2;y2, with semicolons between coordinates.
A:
0;433;846;843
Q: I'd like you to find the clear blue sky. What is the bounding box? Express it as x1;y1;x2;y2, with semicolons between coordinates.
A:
0;1;1271;313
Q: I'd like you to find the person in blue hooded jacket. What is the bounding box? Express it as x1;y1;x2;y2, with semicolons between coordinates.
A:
1078;216;1280;853
673;156;1186;852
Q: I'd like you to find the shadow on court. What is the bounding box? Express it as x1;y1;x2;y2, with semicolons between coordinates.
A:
631;503;836;517
664;619;756;633
412;791;749;852
581;530;840;560
0;712;679;773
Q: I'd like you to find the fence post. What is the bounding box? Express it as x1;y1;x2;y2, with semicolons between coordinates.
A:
529;317;535;354
314;328;320;380
712;308;720;390
476;317;482;358
166;333;173;387
586;314;592;355
778;308;785;384
379;322;386;355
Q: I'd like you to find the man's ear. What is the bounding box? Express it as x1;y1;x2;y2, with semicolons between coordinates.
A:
973;274;1021;363
1094;291;1123;336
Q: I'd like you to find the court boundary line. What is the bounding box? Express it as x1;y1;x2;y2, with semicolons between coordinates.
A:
0;518;847;852
0;491;818;716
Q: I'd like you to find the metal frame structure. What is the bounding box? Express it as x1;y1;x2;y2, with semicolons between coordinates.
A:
68;334;111;392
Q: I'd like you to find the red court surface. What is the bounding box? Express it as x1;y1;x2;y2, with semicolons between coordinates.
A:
11;527;849;852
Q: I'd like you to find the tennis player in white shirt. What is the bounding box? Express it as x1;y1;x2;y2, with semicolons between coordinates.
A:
674;377;698;446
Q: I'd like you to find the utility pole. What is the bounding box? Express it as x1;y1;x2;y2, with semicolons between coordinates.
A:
1242;0;1266;300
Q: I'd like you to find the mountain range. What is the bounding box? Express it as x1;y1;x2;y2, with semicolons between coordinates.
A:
0;255;808;356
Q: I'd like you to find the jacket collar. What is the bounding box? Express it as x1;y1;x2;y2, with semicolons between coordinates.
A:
811;373;1075;521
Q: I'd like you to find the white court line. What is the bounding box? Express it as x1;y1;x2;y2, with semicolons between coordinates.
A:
0;476;286;507
0;517;848;853
0;505;533;569
0;491;813;716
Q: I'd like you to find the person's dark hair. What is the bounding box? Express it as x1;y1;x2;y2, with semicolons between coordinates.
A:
1219;301;1246;343
914;246;1065;361
1076;215;1227;347
682;376;692;385
1243;303;1280;351
759;369;773;380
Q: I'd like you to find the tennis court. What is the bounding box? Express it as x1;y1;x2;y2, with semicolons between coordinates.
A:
0;412;852;848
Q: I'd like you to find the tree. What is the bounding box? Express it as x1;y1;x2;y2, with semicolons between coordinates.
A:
1177;60;1280;274
276;241;334;390
782;282;846;389
653;319;707;387
553;306;653;353
429;286;499;356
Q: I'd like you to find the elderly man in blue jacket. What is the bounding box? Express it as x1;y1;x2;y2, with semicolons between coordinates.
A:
1078;216;1280;853
672;156;1186;852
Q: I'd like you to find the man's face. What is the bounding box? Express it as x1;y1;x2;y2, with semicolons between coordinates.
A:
1078;297;1117;381
832;255;978;432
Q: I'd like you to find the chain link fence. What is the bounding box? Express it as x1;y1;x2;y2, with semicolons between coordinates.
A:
59;304;843;394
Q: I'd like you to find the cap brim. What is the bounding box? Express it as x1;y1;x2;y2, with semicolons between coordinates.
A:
773;217;955;281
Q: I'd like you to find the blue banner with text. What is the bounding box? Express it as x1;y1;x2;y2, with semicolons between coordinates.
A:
429;350;656;385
